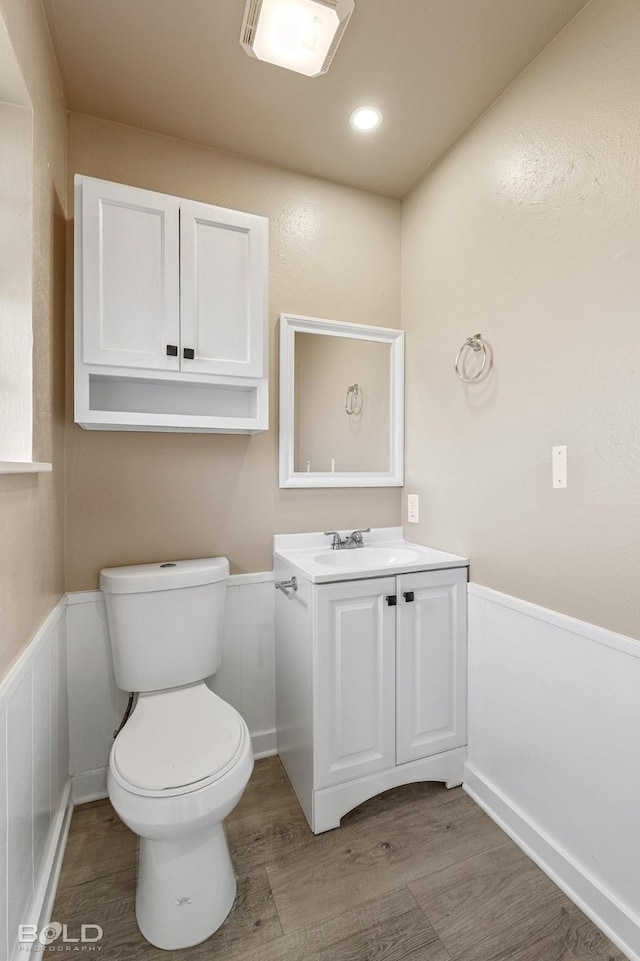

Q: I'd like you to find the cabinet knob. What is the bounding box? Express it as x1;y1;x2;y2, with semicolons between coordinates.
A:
385;595;397;606
403;591;415;603
183;348;195;360
166;344;178;356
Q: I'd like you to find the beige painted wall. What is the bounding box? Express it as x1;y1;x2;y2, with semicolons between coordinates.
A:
402;0;640;639
66;114;401;589
0;102;32;461
0;0;67;678
295;334;390;474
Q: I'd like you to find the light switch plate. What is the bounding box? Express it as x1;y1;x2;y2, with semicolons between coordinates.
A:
552;446;567;488
407;494;419;523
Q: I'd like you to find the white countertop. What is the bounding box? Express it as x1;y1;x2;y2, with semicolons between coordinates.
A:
274;528;469;584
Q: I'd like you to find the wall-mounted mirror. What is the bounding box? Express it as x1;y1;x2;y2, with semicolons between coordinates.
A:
279;314;404;488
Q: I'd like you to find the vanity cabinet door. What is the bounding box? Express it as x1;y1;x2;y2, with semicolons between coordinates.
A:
396;568;467;765
79;178;181;371
180;200;268;378
314;578;396;789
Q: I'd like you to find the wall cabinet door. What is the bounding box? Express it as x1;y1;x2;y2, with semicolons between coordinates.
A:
80;178;181;371
396;568;467;765
315;578;396;789
180;200;268;378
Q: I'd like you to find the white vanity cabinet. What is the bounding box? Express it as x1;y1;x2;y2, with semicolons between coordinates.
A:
395;569;467;764
74;175;268;433
274;542;468;834
315;577;397;789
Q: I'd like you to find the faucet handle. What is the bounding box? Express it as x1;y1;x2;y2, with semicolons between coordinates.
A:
347;528;371;547
324;531;345;550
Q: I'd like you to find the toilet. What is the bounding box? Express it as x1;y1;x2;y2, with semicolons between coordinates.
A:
100;557;254;951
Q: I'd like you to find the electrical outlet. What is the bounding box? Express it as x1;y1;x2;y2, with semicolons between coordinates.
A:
552;446;567;488
407;494;419;523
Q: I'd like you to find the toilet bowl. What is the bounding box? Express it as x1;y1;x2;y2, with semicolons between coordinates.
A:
100;558;254;950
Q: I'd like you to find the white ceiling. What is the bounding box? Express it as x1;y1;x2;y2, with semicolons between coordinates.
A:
43;0;589;198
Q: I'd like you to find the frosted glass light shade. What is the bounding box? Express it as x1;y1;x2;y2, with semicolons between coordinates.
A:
240;0;355;78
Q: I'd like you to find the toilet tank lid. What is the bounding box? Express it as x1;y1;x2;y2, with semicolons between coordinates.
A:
100;557;229;594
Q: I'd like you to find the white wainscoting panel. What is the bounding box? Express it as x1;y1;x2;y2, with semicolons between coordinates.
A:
1;598;71;961
466;583;640;961
209;573;276;758
66;592;128;803
67;572;276;803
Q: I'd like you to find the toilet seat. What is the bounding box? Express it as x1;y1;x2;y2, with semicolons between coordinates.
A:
112;683;246;797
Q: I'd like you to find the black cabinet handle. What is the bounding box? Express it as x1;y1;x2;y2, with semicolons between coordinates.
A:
385;595;397;606
403;591;415;603
166;344;178;356
183;348;195;360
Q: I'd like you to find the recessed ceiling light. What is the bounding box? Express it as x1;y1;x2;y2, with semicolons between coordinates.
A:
349;106;383;132
240;0;355;78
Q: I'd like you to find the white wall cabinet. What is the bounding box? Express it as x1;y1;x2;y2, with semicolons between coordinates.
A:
275;563;467;833
180;200;265;379
80;178;181;373
75;175;268;433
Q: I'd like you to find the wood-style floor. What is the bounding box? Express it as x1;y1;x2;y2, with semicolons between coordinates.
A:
48;757;624;961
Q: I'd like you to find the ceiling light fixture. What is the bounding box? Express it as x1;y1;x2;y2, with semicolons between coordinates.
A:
349;106;382;132
240;0;355;78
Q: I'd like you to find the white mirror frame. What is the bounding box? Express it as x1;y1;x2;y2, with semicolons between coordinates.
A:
279;313;404;488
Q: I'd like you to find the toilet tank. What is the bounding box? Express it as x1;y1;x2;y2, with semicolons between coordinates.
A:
100;557;229;693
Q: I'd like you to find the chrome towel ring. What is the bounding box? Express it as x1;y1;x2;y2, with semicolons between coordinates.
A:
454;333;488;383
344;383;363;415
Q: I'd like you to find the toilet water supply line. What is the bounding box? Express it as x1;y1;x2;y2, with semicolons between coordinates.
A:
113;692;137;738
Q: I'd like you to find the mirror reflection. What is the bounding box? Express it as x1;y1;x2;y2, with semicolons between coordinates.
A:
294;333;390;474
279;313;404;488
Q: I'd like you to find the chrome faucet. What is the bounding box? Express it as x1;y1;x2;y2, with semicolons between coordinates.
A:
324;529;371;550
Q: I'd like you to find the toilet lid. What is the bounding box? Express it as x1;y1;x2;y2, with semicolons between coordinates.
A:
113;684;244;791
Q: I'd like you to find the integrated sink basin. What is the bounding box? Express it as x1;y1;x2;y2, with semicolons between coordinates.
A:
313;546;425;570
274;528;469;584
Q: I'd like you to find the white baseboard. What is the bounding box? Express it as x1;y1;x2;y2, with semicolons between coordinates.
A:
72;767;108;804
464;764;640;961
36;782;74;931
252;729;277;759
